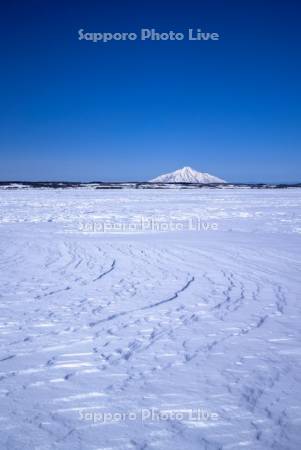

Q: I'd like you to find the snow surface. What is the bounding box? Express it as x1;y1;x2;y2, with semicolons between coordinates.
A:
150;166;226;183
0;188;300;450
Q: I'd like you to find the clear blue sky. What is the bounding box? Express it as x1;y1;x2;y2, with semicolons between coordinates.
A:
1;0;300;182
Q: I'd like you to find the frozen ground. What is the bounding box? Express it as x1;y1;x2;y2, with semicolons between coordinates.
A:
0;188;300;450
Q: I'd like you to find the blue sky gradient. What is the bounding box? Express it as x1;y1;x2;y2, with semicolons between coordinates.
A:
1;0;300;182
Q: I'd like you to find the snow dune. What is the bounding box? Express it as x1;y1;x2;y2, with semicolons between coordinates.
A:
0;188;300;450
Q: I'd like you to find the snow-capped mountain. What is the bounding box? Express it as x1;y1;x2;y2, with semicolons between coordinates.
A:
150;166;226;183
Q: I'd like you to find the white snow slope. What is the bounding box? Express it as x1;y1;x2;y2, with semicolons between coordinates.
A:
150;166;226;183
0;188;300;450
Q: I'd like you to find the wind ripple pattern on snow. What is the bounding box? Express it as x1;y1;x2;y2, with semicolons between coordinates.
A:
0;188;300;450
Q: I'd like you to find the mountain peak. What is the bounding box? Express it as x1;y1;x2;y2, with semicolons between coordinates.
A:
150;167;226;183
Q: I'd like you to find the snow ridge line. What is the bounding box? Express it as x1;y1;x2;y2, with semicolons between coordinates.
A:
92;259;116;282
141;276;195;310
89;276;195;327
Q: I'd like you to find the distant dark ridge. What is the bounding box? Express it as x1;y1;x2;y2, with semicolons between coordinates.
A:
0;181;301;189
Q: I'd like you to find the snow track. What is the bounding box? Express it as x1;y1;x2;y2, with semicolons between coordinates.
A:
0;188;300;450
